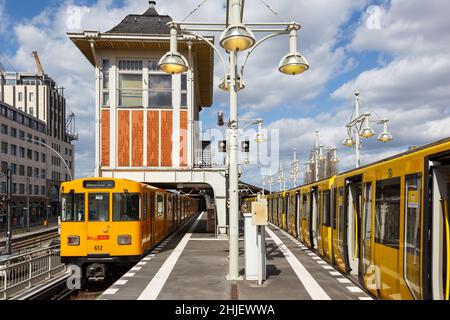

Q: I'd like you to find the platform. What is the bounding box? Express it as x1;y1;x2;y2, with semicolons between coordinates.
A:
98;212;373;300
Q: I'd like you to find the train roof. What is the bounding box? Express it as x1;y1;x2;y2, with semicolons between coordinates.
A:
269;136;450;195
61;177;193;197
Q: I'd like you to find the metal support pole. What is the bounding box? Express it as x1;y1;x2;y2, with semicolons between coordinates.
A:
6;168;12;255
26;176;30;232
257;225;263;286
354;93;361;168
227;49;241;281
314;131;319;181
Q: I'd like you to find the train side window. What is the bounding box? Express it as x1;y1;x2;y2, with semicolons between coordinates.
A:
61;193;85;222
404;173;422;299
149;192;155;217
113;193;140;221
323;190;330;227
88;193;110;222
331;188;336;228
143;192;147;220
157;194;164;217
337;187;344;251
302;194;309;219
375;177;401;249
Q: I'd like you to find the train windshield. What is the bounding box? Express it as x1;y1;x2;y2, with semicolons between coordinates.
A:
113;193;141;221
88;193;110;222
61;193;85;222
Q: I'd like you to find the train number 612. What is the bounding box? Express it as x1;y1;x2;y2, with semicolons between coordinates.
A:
94;245;103;251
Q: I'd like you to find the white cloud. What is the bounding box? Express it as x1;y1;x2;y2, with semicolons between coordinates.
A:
2;0;367;179
0;0;7;34
333;0;450;151
6;0;448;187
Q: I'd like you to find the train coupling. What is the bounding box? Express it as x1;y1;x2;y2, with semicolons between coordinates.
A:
86;263;106;282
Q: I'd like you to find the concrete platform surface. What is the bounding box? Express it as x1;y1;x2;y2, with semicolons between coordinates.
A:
98;212;373;300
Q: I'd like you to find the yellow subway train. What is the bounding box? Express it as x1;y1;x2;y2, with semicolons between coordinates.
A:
267;137;450;300
59;178;199;281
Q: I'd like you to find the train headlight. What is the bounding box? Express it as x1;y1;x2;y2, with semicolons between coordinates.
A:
67;236;80;246
117;235;132;246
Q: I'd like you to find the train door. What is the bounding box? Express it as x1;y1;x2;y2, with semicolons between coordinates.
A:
346;176;362;276
276;196;281;227
150;191;155;247
321;190;331;260
284;195;289;231
360;181;377;292
142;190;148;249
430;162;450;300
86;192;112;254
311;187;320;250
334;186;348;272
295;192;300;238
302;192;311;247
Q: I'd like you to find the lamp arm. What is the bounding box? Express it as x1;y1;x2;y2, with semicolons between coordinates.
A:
181;30;229;77
28;138;73;181
240;31;289;77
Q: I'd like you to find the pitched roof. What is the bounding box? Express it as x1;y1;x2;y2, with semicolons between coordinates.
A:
106;2;172;34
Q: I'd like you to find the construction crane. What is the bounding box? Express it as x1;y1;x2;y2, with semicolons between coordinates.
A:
32;51;45;75
65;112;79;143
0;62;5;102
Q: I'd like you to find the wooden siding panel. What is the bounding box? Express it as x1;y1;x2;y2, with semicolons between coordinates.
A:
180;110;188;167
147;110;159;167
101;109;110;166
131;110;144;167
161;111;173;167
118;110;130;167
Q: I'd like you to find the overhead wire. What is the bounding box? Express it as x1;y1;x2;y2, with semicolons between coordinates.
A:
258;0;287;22
182;0;210;22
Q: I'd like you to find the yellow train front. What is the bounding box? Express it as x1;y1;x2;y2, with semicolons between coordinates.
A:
59;178;198;281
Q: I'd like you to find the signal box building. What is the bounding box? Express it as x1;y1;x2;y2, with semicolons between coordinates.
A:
68;2;228;234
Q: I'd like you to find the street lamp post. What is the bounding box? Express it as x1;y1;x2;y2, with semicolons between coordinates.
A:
158;0;309;281
1;168;12;255
290;148;301;188
343;92;393;168
309;131;339;182
24;138;73;181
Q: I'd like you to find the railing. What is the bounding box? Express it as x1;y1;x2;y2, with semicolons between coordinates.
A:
0;245;65;300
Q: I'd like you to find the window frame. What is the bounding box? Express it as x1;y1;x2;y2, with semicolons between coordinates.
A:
61;192;86;222
374;177;401;249
117;59;144;108
403;173;423;299
148;73;173;108
87;193;110;222
112;193;141;222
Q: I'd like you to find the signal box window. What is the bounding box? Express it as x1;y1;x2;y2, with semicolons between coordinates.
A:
62;193;85;222
113;193;141;221
375;177;401;248
88;193;110;222
119;74;143;107
149;74;172;108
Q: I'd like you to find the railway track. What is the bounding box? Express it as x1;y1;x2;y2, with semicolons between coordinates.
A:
10;264;131;300
0;227;59;255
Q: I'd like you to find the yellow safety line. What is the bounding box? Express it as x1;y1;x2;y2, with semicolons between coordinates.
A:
442;199;450;301
354;203;359;259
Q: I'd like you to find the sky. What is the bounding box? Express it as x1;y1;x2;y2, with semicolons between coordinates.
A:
1;0;449;190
